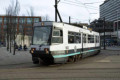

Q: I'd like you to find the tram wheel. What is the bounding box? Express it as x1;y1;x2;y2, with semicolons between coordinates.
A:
74;55;77;62
68;56;75;62
78;54;82;60
77;55;80;61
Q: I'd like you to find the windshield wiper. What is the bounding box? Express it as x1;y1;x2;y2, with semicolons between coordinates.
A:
39;43;45;47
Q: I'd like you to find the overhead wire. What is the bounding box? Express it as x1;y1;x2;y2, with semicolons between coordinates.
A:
60;0;101;23
62;0;99;11
63;0;101;8
60;1;98;10
75;0;90;14
82;1;105;4
61;0;99;18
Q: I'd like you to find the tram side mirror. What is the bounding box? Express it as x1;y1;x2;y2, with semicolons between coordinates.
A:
53;30;60;37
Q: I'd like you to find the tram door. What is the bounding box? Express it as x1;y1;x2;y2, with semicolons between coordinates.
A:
82;33;87;57
95;35;97;47
83;33;87;48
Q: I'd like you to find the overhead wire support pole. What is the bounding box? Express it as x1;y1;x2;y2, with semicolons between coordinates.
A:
69;16;71;24
55;0;57;22
103;17;106;50
55;0;63;22
56;9;63;22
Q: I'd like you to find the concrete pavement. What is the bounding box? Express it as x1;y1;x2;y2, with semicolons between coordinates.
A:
0;46;120;66
0;47;32;66
0;50;120;80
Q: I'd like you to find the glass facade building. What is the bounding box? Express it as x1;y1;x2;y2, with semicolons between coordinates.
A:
100;0;120;31
100;0;120;21
100;0;120;45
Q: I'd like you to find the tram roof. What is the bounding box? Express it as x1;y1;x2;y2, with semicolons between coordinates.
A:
34;21;99;34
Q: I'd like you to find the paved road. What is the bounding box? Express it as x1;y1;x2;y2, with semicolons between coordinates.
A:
0;50;120;80
101;46;120;50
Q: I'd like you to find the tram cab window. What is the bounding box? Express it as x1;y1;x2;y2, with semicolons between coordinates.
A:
52;30;63;43
53;30;60;36
95;36;99;43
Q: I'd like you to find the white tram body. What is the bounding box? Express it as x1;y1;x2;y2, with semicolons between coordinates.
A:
30;21;100;64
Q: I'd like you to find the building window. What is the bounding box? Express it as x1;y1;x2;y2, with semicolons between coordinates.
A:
114;22;117;31
0;17;2;23
4;17;7;24
19;25;23;33
118;21;120;29
3;25;7;32
27;18;32;24
19;18;26;24
34;18;39;22
0;24;1;28
0;24;1;33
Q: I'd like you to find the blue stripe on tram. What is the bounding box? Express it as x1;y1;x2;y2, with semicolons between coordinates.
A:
53;49;98;58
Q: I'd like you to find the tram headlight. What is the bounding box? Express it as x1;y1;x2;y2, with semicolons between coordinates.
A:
41;22;44;26
44;48;49;54
31;50;34;54
66;50;68;54
31;48;36;54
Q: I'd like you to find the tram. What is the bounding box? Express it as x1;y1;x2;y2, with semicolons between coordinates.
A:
30;21;100;64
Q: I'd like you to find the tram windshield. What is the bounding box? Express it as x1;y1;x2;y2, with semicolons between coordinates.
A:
33;26;52;45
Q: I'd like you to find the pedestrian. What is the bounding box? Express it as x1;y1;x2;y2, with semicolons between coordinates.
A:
15;44;18;49
18;45;22;51
24;44;27;51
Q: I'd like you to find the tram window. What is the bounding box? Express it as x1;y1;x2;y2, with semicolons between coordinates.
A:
75;33;81;43
95;36;99;43
53;30;60;36
79;33;81;43
52;37;63;43
52;30;63;43
68;36;74;43
88;35;94;43
83;34;86;43
96;36;99;43
68;32;75;43
95;36;97;43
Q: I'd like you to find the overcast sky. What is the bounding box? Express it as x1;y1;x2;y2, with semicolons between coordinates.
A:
0;0;105;23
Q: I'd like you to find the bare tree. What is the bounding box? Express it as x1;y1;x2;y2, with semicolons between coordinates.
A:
42;14;50;21
6;0;20;55
25;6;34;46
